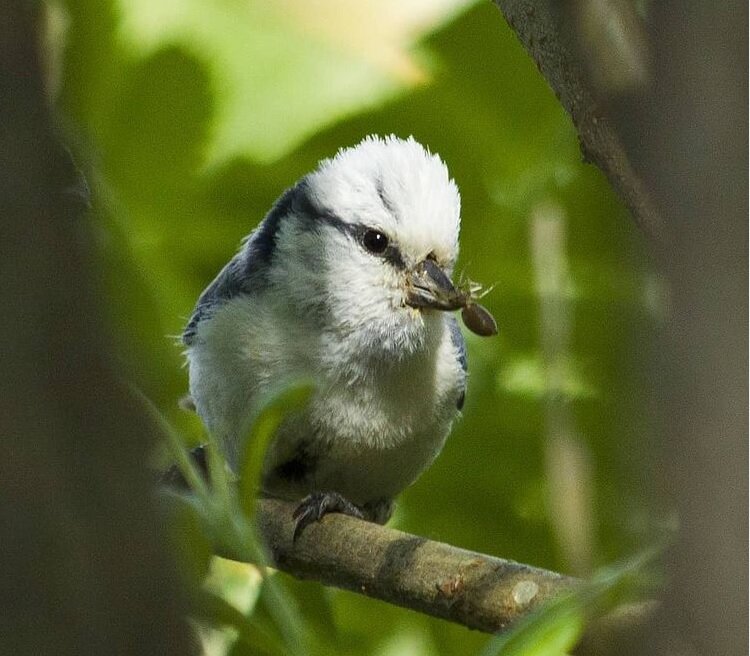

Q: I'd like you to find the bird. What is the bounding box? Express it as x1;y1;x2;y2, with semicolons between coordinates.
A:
182;135;470;540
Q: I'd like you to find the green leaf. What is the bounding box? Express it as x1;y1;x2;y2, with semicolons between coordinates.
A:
203;557;264;615
479;592;586;656
274;576;339;647
114;0;478;165
131;386;209;497
159;490;214;584
254;578;311;656
192;588;286;656
237;380;315;518
480;548;661;656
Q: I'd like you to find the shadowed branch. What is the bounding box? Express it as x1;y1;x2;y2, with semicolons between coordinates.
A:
492;0;668;249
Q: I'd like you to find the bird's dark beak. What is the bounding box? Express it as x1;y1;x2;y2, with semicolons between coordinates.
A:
405;259;464;311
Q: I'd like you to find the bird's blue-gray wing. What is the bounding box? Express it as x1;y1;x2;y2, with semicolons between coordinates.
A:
182;184;300;346
449;316;468;410
182;254;249;346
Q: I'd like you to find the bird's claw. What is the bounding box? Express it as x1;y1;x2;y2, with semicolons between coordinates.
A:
292;491;364;542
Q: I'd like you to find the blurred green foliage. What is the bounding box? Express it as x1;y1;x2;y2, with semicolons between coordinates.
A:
57;0;663;653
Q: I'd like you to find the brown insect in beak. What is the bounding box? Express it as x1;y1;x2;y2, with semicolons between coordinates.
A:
406;259;498;337
461;302;498;337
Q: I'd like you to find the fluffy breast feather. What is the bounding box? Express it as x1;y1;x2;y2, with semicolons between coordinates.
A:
186;292;465;501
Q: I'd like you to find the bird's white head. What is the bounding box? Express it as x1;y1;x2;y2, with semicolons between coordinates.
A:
266;135;463;359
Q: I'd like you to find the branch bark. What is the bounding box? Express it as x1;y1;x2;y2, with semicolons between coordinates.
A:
492;1;668;249
246;498;653;647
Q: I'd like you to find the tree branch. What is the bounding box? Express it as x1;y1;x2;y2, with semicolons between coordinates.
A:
492;0;668;249
249;498;600;636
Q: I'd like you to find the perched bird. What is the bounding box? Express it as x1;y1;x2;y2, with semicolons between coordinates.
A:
183;135;470;539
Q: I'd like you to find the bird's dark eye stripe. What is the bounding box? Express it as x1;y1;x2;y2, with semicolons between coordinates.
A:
299;206;406;269
383;245;406;270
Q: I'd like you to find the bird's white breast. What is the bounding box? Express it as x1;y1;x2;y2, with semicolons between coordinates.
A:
186;292;464;503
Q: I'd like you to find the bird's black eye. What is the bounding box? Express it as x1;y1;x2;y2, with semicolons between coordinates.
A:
362;229;389;255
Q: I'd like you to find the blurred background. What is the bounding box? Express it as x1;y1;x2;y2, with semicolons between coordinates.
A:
43;0;669;653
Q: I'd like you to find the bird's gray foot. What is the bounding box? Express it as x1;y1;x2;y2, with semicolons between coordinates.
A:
292;491;364;542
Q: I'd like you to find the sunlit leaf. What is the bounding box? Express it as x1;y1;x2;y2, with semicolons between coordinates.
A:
192;588;285;656
204;557;264;615
116;0;477;165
